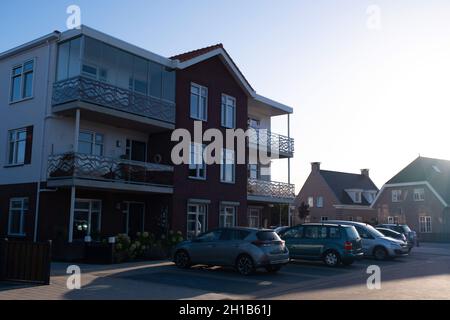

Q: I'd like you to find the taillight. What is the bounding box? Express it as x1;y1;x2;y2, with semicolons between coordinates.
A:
344;241;353;251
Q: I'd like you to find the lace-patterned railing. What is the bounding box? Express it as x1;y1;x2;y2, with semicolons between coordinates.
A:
248;178;295;199
248;129;294;157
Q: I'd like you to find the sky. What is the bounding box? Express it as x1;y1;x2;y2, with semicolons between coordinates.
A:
2;0;450;191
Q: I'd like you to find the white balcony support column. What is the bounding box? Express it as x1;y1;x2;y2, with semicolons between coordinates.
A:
68;186;76;243
74;109;80;153
287;113;291;185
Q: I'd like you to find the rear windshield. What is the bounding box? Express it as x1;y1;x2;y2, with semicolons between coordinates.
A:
401;225;412;233
345;226;360;240
257;231;281;241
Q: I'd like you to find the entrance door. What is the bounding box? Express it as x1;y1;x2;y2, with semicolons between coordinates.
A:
126;139;147;162
123;202;145;238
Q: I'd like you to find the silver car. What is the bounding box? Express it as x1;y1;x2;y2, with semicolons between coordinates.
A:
173;227;290;275
327;220;409;260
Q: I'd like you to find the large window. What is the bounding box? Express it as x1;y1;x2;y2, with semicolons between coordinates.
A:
73;199;102;241
413;188;425;202
190;83;208;121
221;94;236;128
392;190;402;202
220;206;236;228
187;203;207;239
8;198;28;236
419;216;432;233
220;149;235;183
56;36;176;102
189;143;206;179
248;208;261;228
10;60;34;103
78;131;104;156
7;128;27;165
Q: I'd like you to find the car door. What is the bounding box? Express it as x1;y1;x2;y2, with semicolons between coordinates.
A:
281;226;304;257
302;226;327;257
355;226;375;255
188;229;223;265
216;229;251;266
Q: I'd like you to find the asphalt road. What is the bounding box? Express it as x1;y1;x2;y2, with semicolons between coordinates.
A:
1;243;449;300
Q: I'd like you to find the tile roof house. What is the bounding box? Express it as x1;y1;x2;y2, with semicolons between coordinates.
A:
372;156;450;241
294;163;379;224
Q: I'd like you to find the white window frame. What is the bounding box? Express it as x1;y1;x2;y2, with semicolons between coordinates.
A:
8;197;28;237
190;83;208;121
10;59;35;103
316;196;324;208
220;206;236;228
307;197;314;208
221;94;236;129
7;128;27;165
419;216;432;233
413;188;425;202
220;149;235;183
73;199;102;241
187;203;207;239
392;190;402;202
346;189;362;204
320;216;329;222
78;130;104;156
248;208;261;228
387;216;395;224
189;143;206;180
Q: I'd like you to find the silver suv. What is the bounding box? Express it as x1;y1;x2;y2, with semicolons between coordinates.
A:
173;227;290;275
327;220;409;260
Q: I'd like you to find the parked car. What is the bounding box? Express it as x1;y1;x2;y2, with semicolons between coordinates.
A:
376;227;407;243
173;227;290;275
327;220;409;260
274;226;290;235
376;224;418;249
278;223;364;267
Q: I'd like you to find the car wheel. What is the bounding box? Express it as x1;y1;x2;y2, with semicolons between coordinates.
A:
174;250;191;269
236;254;255;276
373;246;388;261
265;265;282;273
323;250;341;267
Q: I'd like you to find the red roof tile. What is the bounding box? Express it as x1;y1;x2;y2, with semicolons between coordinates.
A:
170;43;224;62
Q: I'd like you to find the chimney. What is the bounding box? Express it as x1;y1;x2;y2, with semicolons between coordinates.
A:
361;169;370;177
311;162;321;173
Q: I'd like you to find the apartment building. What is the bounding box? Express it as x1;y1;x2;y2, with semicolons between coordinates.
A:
0;26;294;257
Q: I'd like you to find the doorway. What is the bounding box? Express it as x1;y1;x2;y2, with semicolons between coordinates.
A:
122;202;145;238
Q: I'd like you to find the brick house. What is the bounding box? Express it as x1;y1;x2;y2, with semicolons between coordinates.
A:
372;156;450;241
294;163;378;224
0;26;295;259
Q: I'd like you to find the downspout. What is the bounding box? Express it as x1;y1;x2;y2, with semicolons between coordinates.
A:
34;35;59;242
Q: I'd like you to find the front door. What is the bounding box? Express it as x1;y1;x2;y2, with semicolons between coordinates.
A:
123;202;145;238
126;139;147;162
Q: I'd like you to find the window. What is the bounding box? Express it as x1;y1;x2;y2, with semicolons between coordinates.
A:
329;227;341;239
413;188;425;202
347;216;354;221
187;203;207;239
282;226;303;239
304;226;327;239
73;199;101;241
189;143;206;179
221;94;236;128
248;164;259;180
8;198;28;236
10;60;34;102
316;196;324;208
126;139;147;162
220;149;235;183
7;128;26;165
363;191;377;204
392;190;402;202
307;197;314;208
320;216;328;222
248;118;260;129
248;208;261;228
220;206;236;228
419;216;432;233
190;83;208;121
388;216;395;224
197;230;222;242
79;131;104;156
346;190;362;203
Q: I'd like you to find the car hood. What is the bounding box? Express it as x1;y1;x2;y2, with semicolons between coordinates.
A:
381;236;405;244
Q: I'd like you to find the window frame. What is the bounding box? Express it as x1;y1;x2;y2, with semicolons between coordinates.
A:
219;205;237;228
190;83;208;121
187;203;208;239
316;196;324;208
188;143;207;180
9;59;35;104
307;196;314;208
8;197;29;237
419;216;432;233
392;190;402;202
221;94;236;129
220;148;235;184
78;130;104;156
7;128;27;166
413;188;425;202
73;198;102;241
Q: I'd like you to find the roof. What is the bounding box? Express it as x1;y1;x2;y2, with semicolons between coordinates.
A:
320;170;379;205
387;156;450;204
170;43;224;62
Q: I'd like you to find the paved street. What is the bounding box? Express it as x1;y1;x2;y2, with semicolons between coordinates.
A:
1;243;449;300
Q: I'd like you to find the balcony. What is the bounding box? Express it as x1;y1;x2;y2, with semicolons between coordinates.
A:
52;76;176;130
247;179;295;203
47;152;174;194
248;129;294;158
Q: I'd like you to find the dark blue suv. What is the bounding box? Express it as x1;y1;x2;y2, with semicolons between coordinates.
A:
279;223;364;267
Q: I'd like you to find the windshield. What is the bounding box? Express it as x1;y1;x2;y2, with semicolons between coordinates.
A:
364;224;385;238
402;225;412;233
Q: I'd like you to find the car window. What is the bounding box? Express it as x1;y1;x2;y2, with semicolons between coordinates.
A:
197;230;222;242
355;226;373;239
220;230;250;241
345;226;360;240
329;227;341;239
304;226;327;239
402;225;412;233
257;231;281;241
282;227;303;239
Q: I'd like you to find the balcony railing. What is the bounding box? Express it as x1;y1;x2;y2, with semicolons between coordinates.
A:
248;179;295;199
52;76;176;124
47;153;173;187
248;129;294;157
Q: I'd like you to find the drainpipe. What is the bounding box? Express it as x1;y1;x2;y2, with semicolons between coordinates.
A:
68;109;80;243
